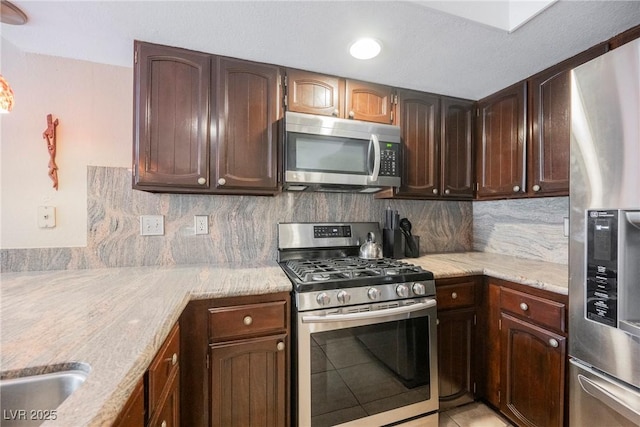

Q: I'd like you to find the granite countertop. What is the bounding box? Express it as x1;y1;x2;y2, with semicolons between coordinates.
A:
0;252;567;426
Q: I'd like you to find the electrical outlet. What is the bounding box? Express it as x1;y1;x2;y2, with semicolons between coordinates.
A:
194;215;209;235
140;215;164;236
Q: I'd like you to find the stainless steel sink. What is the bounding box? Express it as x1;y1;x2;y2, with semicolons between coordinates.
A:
0;366;89;426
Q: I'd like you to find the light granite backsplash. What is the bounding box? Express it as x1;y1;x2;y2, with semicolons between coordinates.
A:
473;197;569;264
1;166;473;272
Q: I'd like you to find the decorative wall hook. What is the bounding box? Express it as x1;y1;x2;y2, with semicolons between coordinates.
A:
42;114;59;190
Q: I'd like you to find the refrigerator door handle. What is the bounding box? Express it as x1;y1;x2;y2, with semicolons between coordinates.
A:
577;373;640;422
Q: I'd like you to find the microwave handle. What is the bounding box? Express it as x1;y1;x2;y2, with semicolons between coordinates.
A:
369;134;381;182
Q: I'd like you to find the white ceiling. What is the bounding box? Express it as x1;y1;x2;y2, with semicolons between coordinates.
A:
1;0;639;100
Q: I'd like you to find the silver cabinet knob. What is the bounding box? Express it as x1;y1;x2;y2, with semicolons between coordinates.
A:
520;302;529;311
532;184;541;192
161;421;167;427
348;110;355;118
164;353;178;365
513;185;521;192
549;338;559;348
197;177;206;185
218;178;226;186
444;189;450;195
337;290;351;304
451;292;458;299
436;318;440;325
396;284;409;298
412;283;426;295
243;315;253;326
316;292;330;306
368;287;381;300
432;188;439;194
277;341;285;351
333;109;339;116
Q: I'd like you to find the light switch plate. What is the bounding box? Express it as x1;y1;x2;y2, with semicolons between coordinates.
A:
563;217;569;237
38;206;56;228
140;215;164;236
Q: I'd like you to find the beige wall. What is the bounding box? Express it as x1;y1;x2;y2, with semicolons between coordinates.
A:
0;38;132;249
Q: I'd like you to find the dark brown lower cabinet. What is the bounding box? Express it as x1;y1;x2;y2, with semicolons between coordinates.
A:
438;309;475;407
209;334;287;427
436;277;482;409
180;292;290;427
500;313;566;427
114;322;180;427
484;279;568;427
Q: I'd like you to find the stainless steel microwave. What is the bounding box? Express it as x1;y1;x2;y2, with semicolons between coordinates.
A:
284;111;401;193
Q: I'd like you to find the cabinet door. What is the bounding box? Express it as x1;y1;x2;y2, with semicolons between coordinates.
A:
476;81;527;199
133;41;211;190
286;69;344;117
210;334;287;427
441;97;474;199
500;312;566;427
215;57;281;193
345;80;394;124
395;89;440;197
528;44;607;197
438;308;475;408
484;283;501;407
112;378;145;427
149;373;180;427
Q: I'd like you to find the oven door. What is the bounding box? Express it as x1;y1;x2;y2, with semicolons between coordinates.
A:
295;298;439;427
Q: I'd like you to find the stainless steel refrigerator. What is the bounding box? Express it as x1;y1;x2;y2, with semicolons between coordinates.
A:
569;38;640;425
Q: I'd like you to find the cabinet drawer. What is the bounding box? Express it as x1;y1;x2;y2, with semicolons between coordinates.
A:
209;301;287;342
437;281;476;310
148;323;180;415
500;287;566;333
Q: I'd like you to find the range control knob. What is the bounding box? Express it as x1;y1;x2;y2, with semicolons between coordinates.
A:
367;287;381;300
412;282;426;296
316;292;330;306
337;290;351;305
396;284;409;298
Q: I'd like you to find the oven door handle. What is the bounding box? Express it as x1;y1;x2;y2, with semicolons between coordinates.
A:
301;299;436;323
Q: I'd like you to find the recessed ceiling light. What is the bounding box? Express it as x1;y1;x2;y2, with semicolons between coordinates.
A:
349;38;382;60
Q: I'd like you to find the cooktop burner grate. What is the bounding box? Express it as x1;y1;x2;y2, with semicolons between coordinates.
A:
284;256;428;284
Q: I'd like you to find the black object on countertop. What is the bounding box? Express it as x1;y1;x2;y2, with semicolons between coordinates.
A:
400;218;419;258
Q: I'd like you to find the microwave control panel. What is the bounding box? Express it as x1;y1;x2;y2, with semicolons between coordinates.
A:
380;144;400;177
586;209;618;327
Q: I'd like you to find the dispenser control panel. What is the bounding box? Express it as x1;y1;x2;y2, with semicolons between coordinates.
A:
586;210;618;327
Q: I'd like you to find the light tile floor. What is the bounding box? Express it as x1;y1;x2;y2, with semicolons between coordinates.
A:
439;402;514;427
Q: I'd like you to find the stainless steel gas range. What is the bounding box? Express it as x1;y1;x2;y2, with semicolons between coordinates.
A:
277;222;439;427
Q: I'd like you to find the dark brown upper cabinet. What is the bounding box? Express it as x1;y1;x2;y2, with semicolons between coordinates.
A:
285;69;395;124
133;41;211;191
528;43;608;197
376;92;474;200
285;68;344;117
133;41;281;195
476;81;527;200
384;89;440;197
441;97;474;199
213;57;281;194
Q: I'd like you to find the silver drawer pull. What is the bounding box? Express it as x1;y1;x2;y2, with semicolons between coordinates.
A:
520;302;529;311
549;338;559;348
451;292;458;299
243;315;253;326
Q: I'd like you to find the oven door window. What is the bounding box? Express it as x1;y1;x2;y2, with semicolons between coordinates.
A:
287;132;373;175
310;317;431;426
